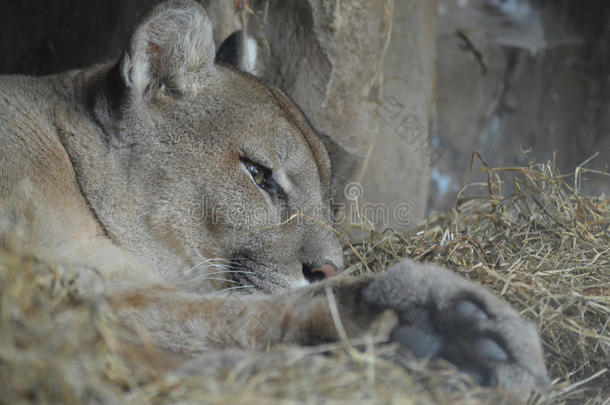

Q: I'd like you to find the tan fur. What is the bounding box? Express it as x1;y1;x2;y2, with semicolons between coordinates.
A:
0;0;548;392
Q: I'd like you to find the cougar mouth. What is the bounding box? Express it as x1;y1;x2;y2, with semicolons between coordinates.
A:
229;256;295;294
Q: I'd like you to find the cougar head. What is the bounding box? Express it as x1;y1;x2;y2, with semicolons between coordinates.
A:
85;0;348;293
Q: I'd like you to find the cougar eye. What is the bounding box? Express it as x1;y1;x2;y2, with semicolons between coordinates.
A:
240;157;282;197
243;159;266;185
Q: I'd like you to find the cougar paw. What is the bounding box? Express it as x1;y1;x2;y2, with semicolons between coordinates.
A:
390;295;512;386
362;259;549;389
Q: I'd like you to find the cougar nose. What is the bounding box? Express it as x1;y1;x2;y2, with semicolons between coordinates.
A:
302;262;338;283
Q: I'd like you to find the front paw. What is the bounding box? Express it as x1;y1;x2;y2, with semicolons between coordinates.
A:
362;259;549;389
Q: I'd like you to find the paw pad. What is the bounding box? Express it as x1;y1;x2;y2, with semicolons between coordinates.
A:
390;325;442;358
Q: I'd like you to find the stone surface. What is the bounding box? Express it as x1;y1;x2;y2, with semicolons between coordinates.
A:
431;0;610;210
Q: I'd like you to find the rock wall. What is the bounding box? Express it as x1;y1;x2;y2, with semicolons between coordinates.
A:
431;0;610;210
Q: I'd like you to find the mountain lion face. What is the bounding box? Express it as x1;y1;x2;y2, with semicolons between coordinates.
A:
75;2;344;293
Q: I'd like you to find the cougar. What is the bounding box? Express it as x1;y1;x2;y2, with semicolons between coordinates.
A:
0;0;547;391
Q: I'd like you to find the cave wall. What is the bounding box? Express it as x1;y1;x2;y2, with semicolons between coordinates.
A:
431;0;610;210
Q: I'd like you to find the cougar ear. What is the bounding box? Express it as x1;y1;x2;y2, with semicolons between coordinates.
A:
317;133;361;207
215;30;260;76
117;0;216;101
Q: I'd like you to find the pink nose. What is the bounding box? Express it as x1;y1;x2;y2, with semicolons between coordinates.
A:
311;263;337;278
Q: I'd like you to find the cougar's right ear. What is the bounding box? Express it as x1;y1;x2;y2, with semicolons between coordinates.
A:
105;0;216;109
215;30;260;76
317;133;361;210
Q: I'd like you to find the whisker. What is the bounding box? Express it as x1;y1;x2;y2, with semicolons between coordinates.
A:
188;265;233;274
201;277;240;284
219;285;256;293
186;261;234;274
189;258;233;267
203;270;257;276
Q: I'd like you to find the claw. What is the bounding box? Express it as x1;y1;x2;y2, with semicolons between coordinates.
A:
455;299;488;321
475;337;508;362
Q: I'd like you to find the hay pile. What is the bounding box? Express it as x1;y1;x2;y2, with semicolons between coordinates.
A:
1;158;608;404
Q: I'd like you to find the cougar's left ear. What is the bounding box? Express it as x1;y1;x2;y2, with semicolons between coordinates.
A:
215;30;260;76
118;0;216;101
